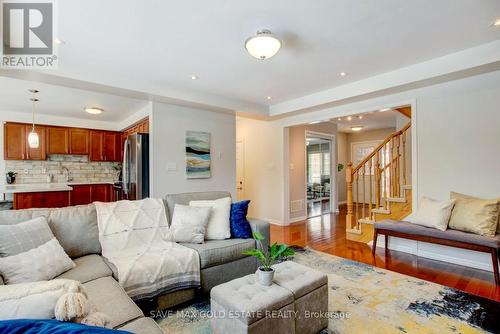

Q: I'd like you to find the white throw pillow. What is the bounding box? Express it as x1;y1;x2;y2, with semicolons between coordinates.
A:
0;279;84;320
407;197;456;231
0;238;75;284
170;204;211;243
190;197;231;240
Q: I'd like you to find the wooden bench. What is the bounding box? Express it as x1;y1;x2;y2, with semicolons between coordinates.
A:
373;220;500;285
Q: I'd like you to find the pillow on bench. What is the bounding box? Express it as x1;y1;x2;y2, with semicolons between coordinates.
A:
407;197;456;231
449;192;499;237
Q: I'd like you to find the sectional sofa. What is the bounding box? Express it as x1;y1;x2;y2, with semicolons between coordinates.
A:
0;191;270;333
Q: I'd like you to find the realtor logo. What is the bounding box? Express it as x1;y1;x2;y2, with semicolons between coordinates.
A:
1;0;57;68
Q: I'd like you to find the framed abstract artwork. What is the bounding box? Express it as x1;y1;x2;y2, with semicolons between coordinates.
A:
186;131;211;179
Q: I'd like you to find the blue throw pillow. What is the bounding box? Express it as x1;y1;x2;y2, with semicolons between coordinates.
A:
230;200;252;239
0;319;132;334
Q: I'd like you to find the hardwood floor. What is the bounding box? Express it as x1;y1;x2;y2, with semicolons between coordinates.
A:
270;205;500;302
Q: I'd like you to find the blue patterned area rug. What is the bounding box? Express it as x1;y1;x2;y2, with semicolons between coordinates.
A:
154;248;499;334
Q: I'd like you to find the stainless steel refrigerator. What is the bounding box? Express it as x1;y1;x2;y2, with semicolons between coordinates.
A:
122;133;149;200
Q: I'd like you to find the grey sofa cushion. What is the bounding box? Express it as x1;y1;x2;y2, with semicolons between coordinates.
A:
165;191;231;222
117;317;163;334
56;255;112;283
375;220;500;248
0;204;101;258
181;238;255;269
83;277;143;329
0;217;53;256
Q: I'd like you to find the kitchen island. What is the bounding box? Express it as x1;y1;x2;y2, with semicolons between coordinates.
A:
0;182;117;209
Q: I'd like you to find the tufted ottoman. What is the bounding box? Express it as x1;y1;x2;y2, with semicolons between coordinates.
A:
210;274;295;334
273;261;328;334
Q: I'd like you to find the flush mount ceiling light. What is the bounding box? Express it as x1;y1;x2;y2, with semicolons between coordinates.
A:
267;96;272;100
84;106;104;115
491;18;500;27
309;121;321;125
340;72;348;77
245;29;281;60
191;75;199;80
28;89;40;149
347;116;352;121
351;126;364;132
358;115;363;119
378;108;392;112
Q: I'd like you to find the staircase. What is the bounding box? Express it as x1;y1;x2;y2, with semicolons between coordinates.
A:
345;119;412;244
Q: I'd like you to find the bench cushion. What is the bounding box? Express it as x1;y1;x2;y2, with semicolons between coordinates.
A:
375;220;500;248
180;238;255;269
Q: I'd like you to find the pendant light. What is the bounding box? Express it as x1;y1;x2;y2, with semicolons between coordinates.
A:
28;89;39;149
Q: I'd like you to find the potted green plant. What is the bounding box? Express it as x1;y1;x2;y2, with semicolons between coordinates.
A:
243;231;295;286
6;171;17;184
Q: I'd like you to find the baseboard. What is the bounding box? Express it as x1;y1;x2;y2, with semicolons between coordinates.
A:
288;216;307;224
372;236;493;272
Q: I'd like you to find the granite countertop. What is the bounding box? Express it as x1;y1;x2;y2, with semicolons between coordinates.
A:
0;181;117;194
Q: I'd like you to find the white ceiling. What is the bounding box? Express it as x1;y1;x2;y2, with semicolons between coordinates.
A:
49;0;499;107
0;77;149;122
1;0;499;120
334;110;397;133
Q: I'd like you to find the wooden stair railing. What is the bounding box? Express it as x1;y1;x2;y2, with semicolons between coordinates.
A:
346;122;411;232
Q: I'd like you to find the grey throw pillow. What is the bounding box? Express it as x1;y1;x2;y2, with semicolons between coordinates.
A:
0;217;53;257
170;204;211;243
0;216;75;284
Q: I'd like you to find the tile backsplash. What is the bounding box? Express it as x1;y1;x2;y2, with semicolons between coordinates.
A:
5;155;121;184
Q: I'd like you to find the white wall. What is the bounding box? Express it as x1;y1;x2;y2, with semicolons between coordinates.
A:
241;69;500;271
150;102;236;198
236;117;285;224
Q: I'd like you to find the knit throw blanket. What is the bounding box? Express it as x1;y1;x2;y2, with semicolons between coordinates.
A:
94;199;200;300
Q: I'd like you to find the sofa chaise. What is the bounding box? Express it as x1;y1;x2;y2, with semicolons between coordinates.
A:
0;191;270;333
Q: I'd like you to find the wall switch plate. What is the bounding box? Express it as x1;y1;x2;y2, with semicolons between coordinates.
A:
166;163;177;171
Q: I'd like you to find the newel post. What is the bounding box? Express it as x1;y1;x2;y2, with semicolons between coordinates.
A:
346;162;353;230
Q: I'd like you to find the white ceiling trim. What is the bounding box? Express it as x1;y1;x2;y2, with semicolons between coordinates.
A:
0;70;269;117
269;40;500;117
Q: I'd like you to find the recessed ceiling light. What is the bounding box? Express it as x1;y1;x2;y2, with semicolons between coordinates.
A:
84;107;104;115
351;126;364;131
309;121;321;125
491;18;500;27
340;72;347;77
347;116;352;121
358;115;363;119
54;38;66;45
378;108;391;112
337;118;342;121
245;29;281;60
191;75;199;80
267;96;272;100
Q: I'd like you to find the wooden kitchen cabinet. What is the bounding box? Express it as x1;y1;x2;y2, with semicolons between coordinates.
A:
46;126;69;154
90;130;104;161
25;125;46;160
91;130;122;162
69;128;89;154
103;132;119;162
91;184;110;202
4;123;46;160
70;184;93;206
13;191;70;209
4;123;26;160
